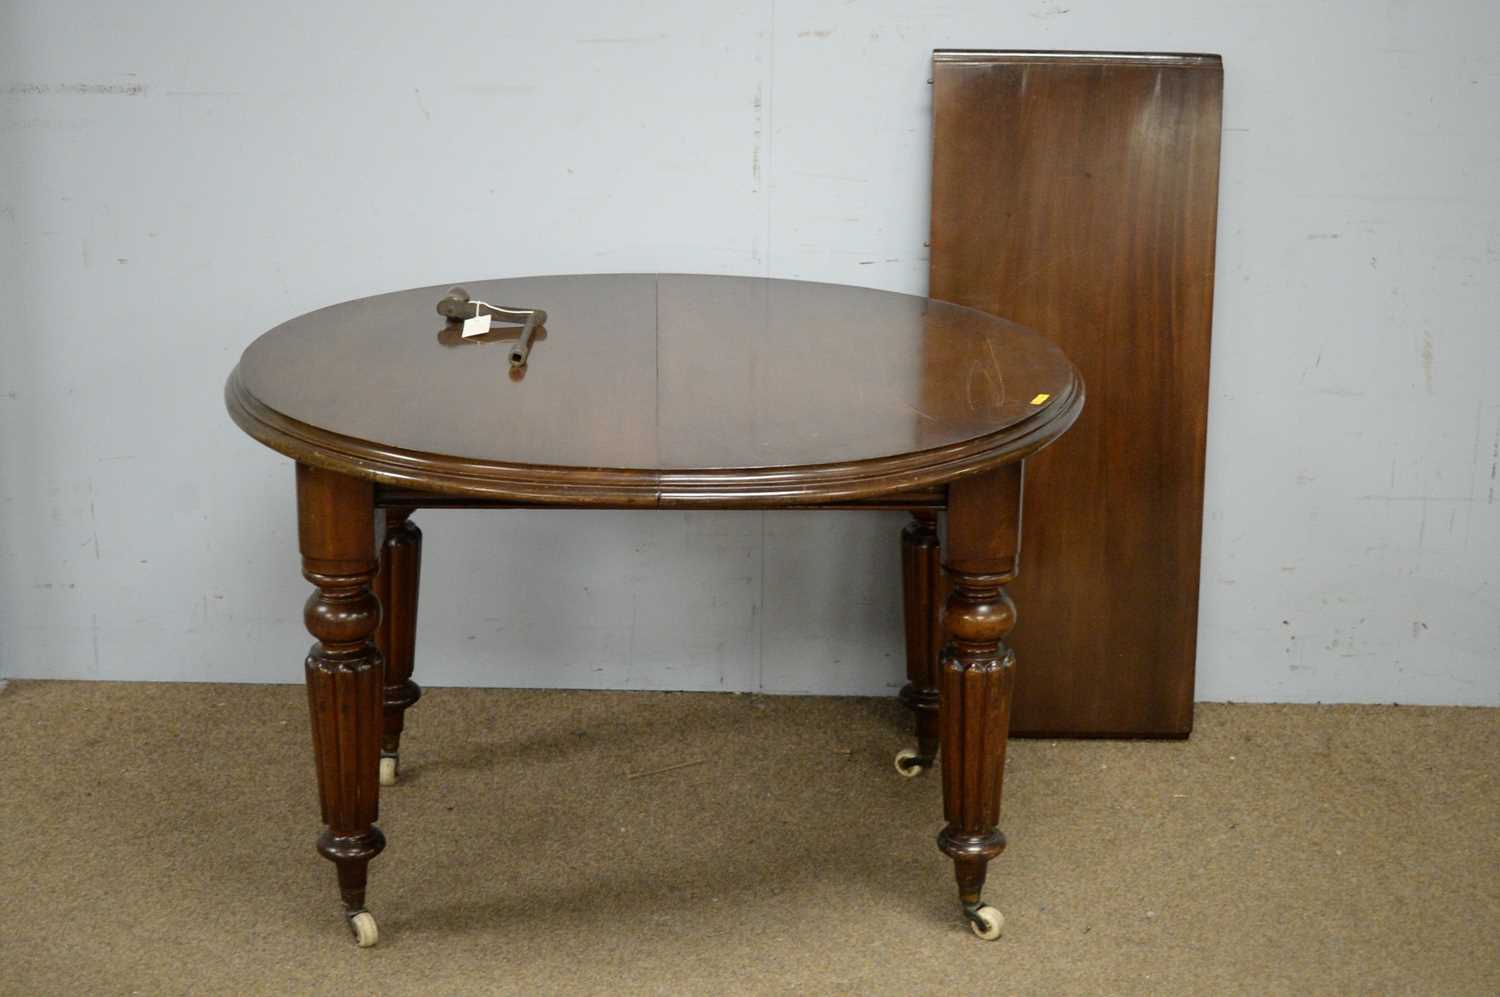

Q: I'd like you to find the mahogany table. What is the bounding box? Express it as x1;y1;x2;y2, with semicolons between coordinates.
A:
225;273;1083;946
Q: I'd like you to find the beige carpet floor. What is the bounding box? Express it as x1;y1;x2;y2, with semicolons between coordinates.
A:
1;680;1496;995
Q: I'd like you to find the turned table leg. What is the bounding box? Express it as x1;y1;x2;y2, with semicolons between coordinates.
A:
374;509;422;787
896;511;946;776
936;464;1024;940
297;463;386;947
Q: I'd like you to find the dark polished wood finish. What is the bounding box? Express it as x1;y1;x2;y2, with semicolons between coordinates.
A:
374;509;422;778
228;274;1084;943
936;465;1024;922
930;50;1223;737
227;274;1081;506
898;512;944;768
297;463;386;922
372;486;949;512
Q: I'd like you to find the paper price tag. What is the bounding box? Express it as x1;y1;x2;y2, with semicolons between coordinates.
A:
461;313;493;338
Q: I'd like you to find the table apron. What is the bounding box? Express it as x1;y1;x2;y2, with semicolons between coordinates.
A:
374;486;948;512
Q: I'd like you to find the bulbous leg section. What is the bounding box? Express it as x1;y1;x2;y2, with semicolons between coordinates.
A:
933;464;1024;938
298;464;388;946
937;583;1017;936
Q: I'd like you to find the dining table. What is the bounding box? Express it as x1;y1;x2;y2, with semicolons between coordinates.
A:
224;273;1084;946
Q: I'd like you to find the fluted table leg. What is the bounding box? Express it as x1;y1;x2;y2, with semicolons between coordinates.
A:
374;509;422;786
297;463;386;947
936;463;1024;940
897;511;946;776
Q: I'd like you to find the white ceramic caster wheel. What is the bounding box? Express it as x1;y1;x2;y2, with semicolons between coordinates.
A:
379;756;398;787
348;910;379;947
894;748;925;778
968;905;1004;940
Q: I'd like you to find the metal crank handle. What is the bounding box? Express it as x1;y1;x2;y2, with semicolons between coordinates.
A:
508;312;541;369
437;286;548;350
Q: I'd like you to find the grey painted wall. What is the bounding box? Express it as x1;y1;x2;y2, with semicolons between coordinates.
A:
2;1;1497;705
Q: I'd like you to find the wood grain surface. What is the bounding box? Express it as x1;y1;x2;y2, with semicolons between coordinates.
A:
227;274;1083;505
930;51;1223;737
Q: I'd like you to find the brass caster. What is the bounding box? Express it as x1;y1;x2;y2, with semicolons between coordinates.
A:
347;909;379;947
894;748;929;777
964;903;1004;940
379;755;399;787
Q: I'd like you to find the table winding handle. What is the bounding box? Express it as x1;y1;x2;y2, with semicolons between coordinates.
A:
437;286;547;368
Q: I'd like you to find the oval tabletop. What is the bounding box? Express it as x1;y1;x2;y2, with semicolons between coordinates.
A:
226;274;1083;505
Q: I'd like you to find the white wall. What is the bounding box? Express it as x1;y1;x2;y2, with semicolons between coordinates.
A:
2;1;1497;706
